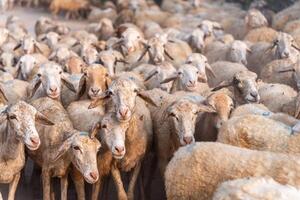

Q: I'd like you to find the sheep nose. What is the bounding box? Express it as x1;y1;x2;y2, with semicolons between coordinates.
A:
119;108;128;118
189;80;196;86
183;136;193;145
91;88;100;95
115;146;125;154
250;92;258;98
283;51;290;58
50;86;58;93
30;137;39;145
89;171;99;181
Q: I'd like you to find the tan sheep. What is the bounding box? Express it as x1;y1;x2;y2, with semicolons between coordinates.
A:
165;142;300;200
49;0;89;19
213;177;300;200
231;103;270;118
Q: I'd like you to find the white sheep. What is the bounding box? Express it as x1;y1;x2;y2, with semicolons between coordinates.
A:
165;142;300;200
213;177;300;200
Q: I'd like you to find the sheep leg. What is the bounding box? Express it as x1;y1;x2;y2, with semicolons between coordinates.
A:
61;174;68;200
91;176;103;200
127;162;141;200
8;172;21;200
111;164;127;200
71;168;85;200
42;170;51;200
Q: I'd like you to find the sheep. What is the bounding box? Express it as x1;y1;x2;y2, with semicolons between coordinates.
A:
49;0;89;19
185;53;216;83
64;56;86;75
88;6;117;23
217;113;300;155
34;17;70;36
213;177;300;200
28;97;101;200
272;2;300;30
89;73;157;123
160;64;210;96
140;89;215;175
48;47;78;65
165;142;300;200
5;16;27;41
258;83;298;114
91;96;152;200
98;49;127;76
231;103;270;118
205;40;252;65
15;53;48;81
134;61;177;92
27;62;77;102
86;18;115;41
209;62;260;105
0;51;17;69
247;32;300;75
0;101;54;200
1;79;29;104
195;90;234;142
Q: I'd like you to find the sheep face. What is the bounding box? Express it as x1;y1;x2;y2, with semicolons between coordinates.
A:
98;50;122;76
49;47;73;64
21;35;36;54
177;64;200;92
70;134;100;184
17;54;37;80
228;41;251;65
82;65;111;100
274;33;298;59
234;71;260;103
121;28;143;54
206;92;234;129
29;62;76;99
65;56;86;75
190;29;205;52
167;100;215;146
53;132;101;184
186;53;211;83
100;113;129;159
148;37;166;64
107;79;138;122
39;32;60;49
0;101;54;150
81;44;98;65
0;52;16;68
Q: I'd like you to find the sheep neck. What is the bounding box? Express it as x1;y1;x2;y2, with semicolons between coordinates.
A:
0;122;24;162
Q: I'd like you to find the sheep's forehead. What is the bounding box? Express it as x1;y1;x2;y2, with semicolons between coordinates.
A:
208;93;233;107
181;65;198;73
171;100;198;113
111;79;136;91
41;63;62;74
75;135;99;147
87;66;107;75
9;101;37;116
232;41;247;49
235;71;257;81
21;55;35;62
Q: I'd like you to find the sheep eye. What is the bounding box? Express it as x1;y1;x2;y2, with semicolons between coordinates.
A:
9;114;17;120
274;40;279;44
37;73;42;77
73;146;81;151
105;73;109;77
186;61;192;64
169;113;178;120
102;124;107;129
59;71;62;74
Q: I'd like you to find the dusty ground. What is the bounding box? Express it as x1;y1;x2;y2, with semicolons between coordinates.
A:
0;7;165;200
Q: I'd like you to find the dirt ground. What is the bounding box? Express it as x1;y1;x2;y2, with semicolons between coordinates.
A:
0;7;166;200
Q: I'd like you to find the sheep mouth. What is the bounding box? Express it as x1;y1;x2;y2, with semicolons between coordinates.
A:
112;153;125;159
47;92;60;99
84;175;98;184
26;142;40;151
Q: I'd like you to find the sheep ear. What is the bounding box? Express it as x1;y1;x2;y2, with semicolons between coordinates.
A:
246;47;252;54
35;111;55;126
292;122;300;134
197;104;216;113
160;73;178;84
27;76;42;99
13;43;22;51
48;51;56;60
264;43;276;54
211;80;233;92
90;122;101;139
144;70;158;82
34;43;43;54
292;43;300;51
0;109;8;124
137;90;159;107
105;76;112;89
52;134;76;162
14;60;22;79
61;73;76;93
205;63;216;78
0;84;8;104
138;45;150;62
164;49;174;60
77;75;87;99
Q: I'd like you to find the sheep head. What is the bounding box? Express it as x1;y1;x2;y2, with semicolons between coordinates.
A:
52;131;101;184
15;54;38;80
212;71;260;104
27;62;76;99
164;98;216;146
228;40;252;65
0;101;54;151
79;64;111;100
